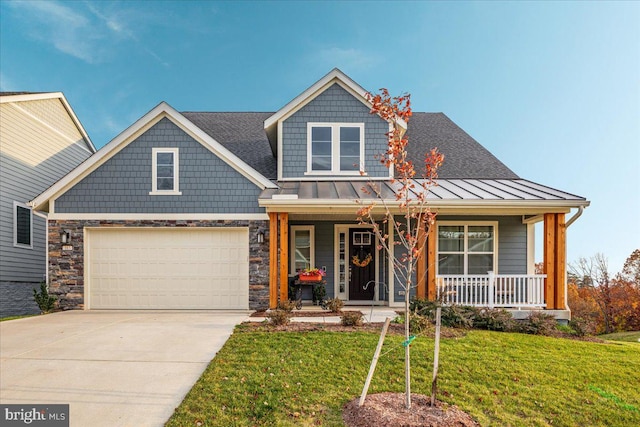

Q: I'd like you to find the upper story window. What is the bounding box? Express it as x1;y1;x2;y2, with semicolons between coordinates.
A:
14;202;32;248
150;148;181;195
437;223;497;275
307;123;364;174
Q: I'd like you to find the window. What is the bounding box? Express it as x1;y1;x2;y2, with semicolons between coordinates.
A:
307;123;364;174
14;202;32;248
291;226;315;273
150;148;181;195
437;223;496;275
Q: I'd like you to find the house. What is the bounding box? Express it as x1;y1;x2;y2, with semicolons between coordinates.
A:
29;69;589;320
0;92;95;317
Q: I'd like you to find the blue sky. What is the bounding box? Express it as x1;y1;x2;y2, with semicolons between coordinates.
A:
1;1;638;273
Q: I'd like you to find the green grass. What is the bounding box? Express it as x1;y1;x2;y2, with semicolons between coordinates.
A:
166;328;640;427
0;314;37;322
599;331;640;343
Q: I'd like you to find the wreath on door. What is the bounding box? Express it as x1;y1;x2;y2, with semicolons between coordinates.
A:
352;249;372;267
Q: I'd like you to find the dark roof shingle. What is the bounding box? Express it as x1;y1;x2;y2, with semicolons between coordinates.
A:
407;113;519;179
182;112;277;179
181;111;518;181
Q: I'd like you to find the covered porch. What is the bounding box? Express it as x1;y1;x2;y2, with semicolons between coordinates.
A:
260;180;588;318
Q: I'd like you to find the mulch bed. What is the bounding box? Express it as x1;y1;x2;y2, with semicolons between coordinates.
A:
239;320;467;337
343;392;479;427
250;310;340;317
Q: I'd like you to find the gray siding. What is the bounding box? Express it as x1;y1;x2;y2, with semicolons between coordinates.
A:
436;215;528;275
55;118;264;214
0;98;93;283
281;84;389;179
0;282;40;317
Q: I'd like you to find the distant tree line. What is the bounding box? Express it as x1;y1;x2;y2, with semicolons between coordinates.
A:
566;249;640;334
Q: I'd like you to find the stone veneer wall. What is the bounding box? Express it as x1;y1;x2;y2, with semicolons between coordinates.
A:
48;219;270;310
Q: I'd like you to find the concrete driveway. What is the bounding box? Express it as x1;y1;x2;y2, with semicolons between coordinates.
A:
0;310;250;426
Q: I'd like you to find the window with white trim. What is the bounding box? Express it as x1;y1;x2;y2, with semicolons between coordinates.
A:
14;202;32;248
307;123;364;174
150;148;181;195
291;226;315;273
437;223;496;275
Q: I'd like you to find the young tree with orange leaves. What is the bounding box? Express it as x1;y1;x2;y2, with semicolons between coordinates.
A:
357;89;443;409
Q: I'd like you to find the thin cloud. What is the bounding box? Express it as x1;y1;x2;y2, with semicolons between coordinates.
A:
8;0;101;63
7;0;168;66
84;2;170;67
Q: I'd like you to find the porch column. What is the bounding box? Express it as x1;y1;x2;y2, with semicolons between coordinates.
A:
555;213;566;310
269;212;278;309
416;218;427;299
543;213;566;310
427;221;437;300
278;213;289;304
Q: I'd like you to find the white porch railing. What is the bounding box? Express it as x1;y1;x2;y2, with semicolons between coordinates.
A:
436;272;546;309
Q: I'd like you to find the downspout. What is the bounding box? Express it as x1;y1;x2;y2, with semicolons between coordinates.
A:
563;206;585;316
565;205;584;228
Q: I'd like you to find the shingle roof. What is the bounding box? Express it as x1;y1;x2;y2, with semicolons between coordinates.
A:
407;113;519;179
0;91;45;96
181;111;518;181
182;112;278;179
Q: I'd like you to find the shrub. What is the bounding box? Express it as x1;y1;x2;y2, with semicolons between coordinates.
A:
440;305;477;329
33;282;56;314
276;300;297;313
473;308;514;331
409;313;433;334
267;309;291;326
409;298;438;317
517;311;557;335
568;317;595;337
341;311;363;326
312;285;326;304
324;297;344;313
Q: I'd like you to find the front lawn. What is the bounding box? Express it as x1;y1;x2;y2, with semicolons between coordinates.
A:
167;327;640;426
599;331;640;343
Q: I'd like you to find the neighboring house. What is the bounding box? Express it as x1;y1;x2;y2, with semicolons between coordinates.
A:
0;92;95;316
30;69;589;320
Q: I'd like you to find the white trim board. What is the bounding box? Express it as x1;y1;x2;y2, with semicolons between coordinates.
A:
47;213;269;221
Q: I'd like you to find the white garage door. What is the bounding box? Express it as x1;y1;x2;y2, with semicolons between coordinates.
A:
87;227;249;309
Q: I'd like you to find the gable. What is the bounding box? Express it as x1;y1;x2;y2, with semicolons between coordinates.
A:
54;118;264;214
280;83;390;180
31;102;276;213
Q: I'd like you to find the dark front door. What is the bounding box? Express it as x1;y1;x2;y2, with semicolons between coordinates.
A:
349;229;376;300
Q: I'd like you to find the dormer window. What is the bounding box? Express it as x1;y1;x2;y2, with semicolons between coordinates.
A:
150;147;182;195
307;123;364;174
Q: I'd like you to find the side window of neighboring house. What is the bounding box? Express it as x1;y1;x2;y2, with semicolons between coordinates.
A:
14;202;32;248
150;147;181;195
